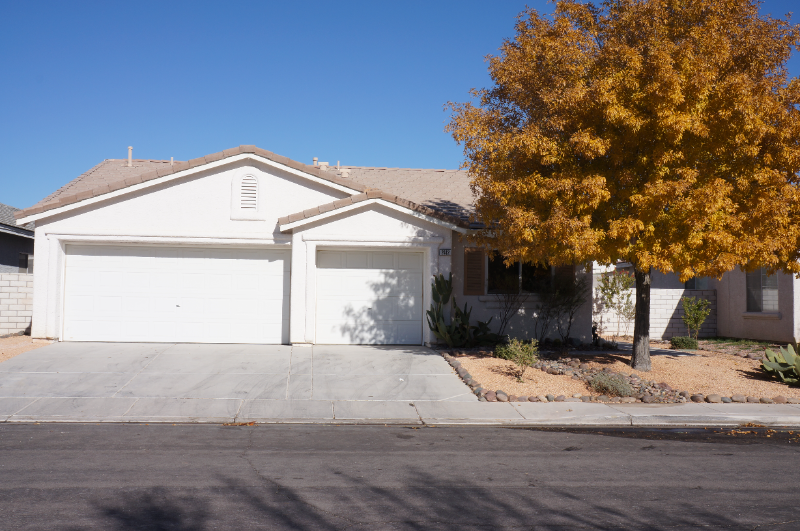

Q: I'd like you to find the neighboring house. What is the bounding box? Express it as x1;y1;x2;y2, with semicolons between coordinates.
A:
0;202;34;274
594;262;800;344
14;146;592;345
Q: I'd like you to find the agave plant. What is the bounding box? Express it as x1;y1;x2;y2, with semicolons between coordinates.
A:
762;344;800;385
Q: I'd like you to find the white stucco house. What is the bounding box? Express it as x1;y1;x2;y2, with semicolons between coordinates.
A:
15;145;593;346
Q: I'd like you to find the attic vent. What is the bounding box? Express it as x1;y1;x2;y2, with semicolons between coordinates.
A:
240;176;258;209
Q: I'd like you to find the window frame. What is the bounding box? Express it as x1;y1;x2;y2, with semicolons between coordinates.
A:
684;277;709;290
486;251;558;295
746;267;779;312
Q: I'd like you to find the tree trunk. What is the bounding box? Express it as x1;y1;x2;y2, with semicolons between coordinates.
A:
631;267;652;371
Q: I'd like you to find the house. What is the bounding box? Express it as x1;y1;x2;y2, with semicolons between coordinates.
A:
594;262;800;344
1;202;34;273
14;146;592;345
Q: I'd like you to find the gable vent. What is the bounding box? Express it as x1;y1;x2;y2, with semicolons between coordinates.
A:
240;176;258;209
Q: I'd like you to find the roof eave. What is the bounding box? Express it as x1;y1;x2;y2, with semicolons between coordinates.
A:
0;223;34;239
15;149;367;225
278;197;469;233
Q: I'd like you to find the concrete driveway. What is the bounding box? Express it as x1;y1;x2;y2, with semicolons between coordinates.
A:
0;343;475;423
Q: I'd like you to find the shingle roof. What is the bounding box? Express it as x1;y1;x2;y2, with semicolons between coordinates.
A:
32;159;177;210
0;202;34;233
15;146;476;229
330;166;473;223
277;189;468;229
15;146;369;220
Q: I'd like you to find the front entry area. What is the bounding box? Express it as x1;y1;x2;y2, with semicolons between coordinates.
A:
315;250;424;344
62;245;290;343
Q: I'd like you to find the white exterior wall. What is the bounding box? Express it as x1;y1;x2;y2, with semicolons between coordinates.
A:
288;204;452;346
24;156;460;345
28;159;349;340
451;233;593;344
0;273;33;334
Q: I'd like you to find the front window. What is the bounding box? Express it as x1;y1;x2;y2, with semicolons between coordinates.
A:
746;268;778;312
685;277;709;289
488;252;555;294
488;252;519;294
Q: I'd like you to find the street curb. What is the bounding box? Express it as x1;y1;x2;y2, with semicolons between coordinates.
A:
3;416;800;427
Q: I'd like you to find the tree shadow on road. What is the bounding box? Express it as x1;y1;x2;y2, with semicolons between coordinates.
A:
93;487;209;531
85;466;759;530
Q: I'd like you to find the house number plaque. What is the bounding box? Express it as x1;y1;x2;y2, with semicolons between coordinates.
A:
439;249;452;256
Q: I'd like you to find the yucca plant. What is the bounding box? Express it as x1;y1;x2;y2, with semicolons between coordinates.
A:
762;344;800;385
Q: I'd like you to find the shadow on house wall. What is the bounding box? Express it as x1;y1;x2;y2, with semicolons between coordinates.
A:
592;275;717;339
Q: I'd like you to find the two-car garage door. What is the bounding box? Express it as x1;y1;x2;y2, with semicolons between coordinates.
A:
62;245;423;345
63;245;290;343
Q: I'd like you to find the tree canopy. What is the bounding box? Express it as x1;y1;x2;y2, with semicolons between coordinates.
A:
448;0;800;279
447;0;800;369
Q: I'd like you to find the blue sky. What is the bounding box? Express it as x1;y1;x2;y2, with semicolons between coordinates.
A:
1;0;798;210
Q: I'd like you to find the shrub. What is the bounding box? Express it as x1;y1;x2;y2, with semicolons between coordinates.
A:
590;372;634;397
762;344;800;385
671;336;698;350
496;338;538;382
681;296;711;340
426;273;499;347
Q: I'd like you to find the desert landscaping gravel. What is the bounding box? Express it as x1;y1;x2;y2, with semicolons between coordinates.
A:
453;355;589;397
452;346;800;400
0;335;45;364
579;350;800;398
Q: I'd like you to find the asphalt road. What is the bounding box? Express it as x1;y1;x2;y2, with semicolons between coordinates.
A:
1;424;798;530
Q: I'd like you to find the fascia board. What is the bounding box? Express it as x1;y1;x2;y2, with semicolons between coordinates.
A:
16;154;362;225
279;198;467;233
0;224;34;239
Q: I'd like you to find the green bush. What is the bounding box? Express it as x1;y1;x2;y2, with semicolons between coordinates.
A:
590;372;635;397
670;336;698;350
762;344;800;385
681;296;711;340
496;338;538;382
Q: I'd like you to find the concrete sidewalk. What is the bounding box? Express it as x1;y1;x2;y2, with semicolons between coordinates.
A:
3;342;800;426
4;397;800;426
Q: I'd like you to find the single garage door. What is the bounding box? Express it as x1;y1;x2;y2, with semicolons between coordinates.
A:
63;245;290;343
316;250;423;344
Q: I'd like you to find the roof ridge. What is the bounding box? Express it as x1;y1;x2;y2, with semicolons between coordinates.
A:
15;146;473;229
16;146;368;220
106;159;184;163
343;166;464;172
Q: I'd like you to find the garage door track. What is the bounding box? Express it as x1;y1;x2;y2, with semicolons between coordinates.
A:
0;343;475;423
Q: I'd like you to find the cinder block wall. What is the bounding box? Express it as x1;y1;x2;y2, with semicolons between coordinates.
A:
0;273;33;335
594;288;717;339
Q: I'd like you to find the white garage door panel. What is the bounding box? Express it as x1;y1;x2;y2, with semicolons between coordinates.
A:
63;245;290;343
316;250;423;345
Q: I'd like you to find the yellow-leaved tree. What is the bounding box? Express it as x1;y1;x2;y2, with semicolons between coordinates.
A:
447;0;800;370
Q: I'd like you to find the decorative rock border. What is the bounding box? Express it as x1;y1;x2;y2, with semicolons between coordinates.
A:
689;393;800;404
440;349;800;405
